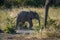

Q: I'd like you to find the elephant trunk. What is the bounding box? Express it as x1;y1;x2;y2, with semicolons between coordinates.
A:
38;18;40;28
37;16;40;28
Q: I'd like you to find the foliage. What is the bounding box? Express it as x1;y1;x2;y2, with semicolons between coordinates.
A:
4;17;16;34
0;0;46;8
47;18;57;26
0;7;60;36
0;0;60;9
46;17;60;30
34;26;41;33
5;26;16;34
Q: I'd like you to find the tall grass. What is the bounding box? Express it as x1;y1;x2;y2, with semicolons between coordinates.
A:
0;7;60;34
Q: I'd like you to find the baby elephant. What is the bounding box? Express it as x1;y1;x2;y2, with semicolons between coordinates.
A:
16;11;40;30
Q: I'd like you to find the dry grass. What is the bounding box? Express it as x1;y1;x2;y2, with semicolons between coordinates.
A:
0;30;60;40
0;7;60;40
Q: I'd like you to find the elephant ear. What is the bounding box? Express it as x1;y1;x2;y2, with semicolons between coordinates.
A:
28;11;34;18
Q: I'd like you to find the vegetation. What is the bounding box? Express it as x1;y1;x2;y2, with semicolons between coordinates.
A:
0;0;45;7
0;0;60;9
4;17;16;34
0;0;60;40
0;7;60;34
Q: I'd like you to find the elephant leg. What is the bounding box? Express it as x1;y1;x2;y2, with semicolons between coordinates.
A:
28;20;33;29
20;22;25;29
15;21;19;29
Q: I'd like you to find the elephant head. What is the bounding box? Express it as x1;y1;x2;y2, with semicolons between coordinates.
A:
29;11;40;28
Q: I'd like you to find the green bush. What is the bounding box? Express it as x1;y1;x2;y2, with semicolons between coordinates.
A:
47;18;57;26
0;0;60;8
47;17;60;29
4;17;16;34
1;0;59;8
5;26;16;34
34;26;41;33
0;0;46;8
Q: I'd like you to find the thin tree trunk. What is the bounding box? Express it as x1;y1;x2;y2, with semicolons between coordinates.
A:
44;0;50;28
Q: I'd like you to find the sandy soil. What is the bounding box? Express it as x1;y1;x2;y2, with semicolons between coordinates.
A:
0;33;60;40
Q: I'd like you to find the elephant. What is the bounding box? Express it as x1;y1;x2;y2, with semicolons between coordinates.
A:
15;11;40;30
44;0;60;28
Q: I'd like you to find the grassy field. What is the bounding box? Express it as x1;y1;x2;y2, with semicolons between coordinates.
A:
0;7;60;29
0;7;60;40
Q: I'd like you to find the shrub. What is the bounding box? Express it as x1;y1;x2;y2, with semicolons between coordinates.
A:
0;0;46;8
47;18;57;26
4;26;16;34
47;17;60;30
34;26;41;33
4;17;16;34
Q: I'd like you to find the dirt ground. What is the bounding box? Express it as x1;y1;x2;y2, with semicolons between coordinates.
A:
0;33;60;40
